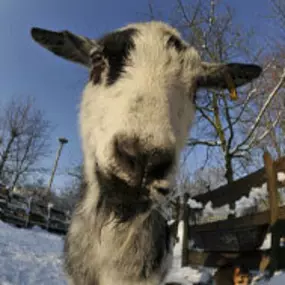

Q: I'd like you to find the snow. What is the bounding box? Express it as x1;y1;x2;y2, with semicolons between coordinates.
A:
187;183;268;223
192;201;232;224
0;219;284;284
187;171;285;225
277;172;285;182
260;233;272;250
262;272;285;285
188;198;203;209
234;171;285;218
0;221;66;285
0;219;204;285
234;183;268;218
165;221;211;284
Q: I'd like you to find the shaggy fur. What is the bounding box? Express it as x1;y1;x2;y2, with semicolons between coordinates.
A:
31;21;262;285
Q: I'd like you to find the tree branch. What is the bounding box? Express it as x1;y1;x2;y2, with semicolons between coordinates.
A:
187;139;221;147
248;110;283;149
232;69;285;154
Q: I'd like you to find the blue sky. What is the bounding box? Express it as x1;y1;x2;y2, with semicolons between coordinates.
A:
0;0;277;190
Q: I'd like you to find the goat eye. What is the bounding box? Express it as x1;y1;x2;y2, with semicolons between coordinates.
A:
89;51;105;85
91;51;103;64
167;35;186;52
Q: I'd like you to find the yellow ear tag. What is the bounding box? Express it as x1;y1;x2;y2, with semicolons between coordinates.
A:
225;73;238;101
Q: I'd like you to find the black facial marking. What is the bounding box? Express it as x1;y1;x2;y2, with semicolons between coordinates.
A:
97;28;137;86
90;51;106;84
166;34;186;52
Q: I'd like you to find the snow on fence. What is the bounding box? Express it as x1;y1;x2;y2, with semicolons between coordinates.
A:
0;189;70;235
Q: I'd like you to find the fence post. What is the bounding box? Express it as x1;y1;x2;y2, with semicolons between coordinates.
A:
181;192;190;267
46;203;53;231
25;196;33;228
263;151;280;277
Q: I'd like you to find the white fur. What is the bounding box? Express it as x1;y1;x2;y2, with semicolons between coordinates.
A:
80;22;200;208
60;23;198;285
31;20;261;285
76;23;201;284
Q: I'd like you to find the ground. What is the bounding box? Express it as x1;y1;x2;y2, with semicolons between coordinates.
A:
0;220;284;285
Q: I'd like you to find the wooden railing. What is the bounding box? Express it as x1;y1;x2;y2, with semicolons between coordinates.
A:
192;155;285;208
183;152;285;281
0;190;70;235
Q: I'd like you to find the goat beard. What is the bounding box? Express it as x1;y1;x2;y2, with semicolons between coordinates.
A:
94;167;153;221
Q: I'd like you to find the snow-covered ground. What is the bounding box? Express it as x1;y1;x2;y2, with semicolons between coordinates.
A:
0;221;66;285
165;222;212;284
0;220;284;285
0;220;205;285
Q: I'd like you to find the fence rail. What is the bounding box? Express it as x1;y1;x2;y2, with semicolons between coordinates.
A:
193;156;285;208
0;189;70;235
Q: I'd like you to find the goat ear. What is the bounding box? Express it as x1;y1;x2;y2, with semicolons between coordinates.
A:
31;27;97;67
197;62;262;90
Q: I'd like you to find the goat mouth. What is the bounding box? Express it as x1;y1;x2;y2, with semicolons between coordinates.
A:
95;165;149;197
95;158;172;200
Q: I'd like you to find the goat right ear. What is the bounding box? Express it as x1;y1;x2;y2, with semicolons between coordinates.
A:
31;27;97;67
197;62;262;90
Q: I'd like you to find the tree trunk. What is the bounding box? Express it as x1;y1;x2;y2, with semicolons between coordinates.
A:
224;153;234;184
11;172;21;189
0;135;16;177
225;153;236;213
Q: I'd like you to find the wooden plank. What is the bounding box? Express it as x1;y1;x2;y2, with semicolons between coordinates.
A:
2;214;27;227
189;206;284;252
190;206;285;233
192;156;285;208
50;207;66;215
49;217;69;224
188;249;285;270
28;220;47;227
191;225;268;252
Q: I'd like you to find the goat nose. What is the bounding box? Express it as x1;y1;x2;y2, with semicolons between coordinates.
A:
114;136;174;180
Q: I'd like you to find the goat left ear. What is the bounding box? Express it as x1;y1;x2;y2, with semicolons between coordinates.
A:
31;27;96;67
197;62;262;90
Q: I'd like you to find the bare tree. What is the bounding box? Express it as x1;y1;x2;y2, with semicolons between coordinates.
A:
242;0;285;168
0;97;51;187
57;164;83;211
260;0;285;159
67;164;83;182
147;0;285;184
271;0;285;36
242;51;285;165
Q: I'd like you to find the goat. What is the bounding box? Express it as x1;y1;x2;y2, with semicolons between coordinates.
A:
31;21;262;285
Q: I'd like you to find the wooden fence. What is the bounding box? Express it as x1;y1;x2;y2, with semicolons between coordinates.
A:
0;189;70;235
182;152;285;282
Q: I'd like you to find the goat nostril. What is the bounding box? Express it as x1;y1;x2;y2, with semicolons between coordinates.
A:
115;136;140;172
156;187;170;196
115;136;140;157
148;158;173;179
115;136;174;181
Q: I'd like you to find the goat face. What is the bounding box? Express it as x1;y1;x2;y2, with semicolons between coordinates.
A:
31;21;262;201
